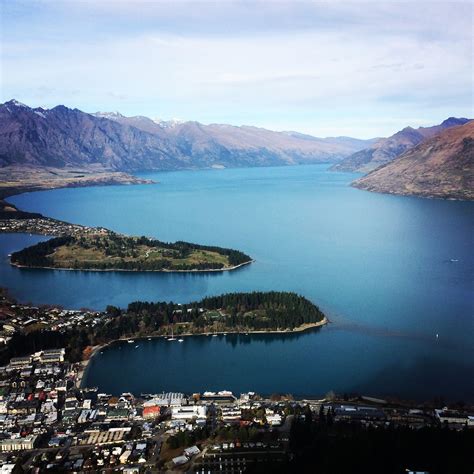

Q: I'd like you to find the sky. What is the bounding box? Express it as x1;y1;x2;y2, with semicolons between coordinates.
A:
1;1;472;138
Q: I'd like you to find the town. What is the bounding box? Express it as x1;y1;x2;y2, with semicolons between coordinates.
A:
1;347;473;473
0;217;110;239
0;294;473;472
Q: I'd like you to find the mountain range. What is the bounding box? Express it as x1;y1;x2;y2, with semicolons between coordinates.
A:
0;99;472;201
331;117;470;173
353;120;473;200
0;100;374;172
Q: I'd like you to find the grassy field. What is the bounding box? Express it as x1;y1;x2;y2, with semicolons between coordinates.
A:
51;239;230;269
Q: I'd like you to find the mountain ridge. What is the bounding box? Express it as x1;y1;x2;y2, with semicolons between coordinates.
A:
331;117;470;173
352;121;474;200
0;99;377;174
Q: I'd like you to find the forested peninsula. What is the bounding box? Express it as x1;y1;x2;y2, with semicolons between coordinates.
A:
1;292;327;364
10;233;252;272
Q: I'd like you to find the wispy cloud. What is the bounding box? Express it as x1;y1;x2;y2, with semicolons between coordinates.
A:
1;1;472;137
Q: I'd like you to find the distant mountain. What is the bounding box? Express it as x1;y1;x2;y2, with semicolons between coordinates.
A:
0;100;376;173
93;111;375;166
352;121;473;200
0;100;183;171
331;118;471;173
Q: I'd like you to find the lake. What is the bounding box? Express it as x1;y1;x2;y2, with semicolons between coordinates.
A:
3;165;473;400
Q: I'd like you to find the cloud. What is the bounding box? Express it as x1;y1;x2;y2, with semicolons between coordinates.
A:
1;1;472;138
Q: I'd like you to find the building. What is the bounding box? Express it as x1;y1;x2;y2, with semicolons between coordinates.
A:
184;445;200;457
201;391;236;404
9;356;32;368
143;405;161;419
265;409;282;426
39;348;65;363
221;407;242;422
332;404;385;422
171;405;207;421
172;455;189;467
435;408;471;427
150;392;184;406
0;435;37;452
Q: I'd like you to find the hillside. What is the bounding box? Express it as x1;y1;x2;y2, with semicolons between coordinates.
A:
0;100;374;179
331;118;470;173
352;121;474;200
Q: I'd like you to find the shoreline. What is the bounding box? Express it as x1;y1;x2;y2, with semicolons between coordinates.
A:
350;182;473;201
10;258;254;273
77;317;329;388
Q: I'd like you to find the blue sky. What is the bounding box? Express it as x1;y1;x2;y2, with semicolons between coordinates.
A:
1;1;472;138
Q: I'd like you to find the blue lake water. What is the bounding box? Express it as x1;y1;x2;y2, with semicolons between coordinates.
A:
2;165;473;400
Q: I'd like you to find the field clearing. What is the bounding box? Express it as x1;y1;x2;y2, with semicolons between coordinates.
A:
51;242;230;268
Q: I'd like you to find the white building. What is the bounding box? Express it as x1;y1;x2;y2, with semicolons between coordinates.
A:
171;405;207;421
150;392;184;407
265;409;282;426
0;435;37;452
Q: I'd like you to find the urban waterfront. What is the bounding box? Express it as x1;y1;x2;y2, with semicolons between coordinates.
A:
3;165;474;400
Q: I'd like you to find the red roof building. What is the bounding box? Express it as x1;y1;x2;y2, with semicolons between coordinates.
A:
143;405;161;419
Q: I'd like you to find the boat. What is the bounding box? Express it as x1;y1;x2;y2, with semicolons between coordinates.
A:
147;338;152;341
178;338;184;342
135;345;139;348
127;339;134;343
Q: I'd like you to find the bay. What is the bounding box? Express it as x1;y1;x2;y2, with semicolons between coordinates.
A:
3;165;473;400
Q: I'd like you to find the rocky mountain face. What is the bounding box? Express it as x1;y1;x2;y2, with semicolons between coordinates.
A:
331;118;470;173
352;121;473;200
0;100;374;173
0;101;185;171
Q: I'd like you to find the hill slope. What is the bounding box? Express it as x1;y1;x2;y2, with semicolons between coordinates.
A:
352;121;474;200
331;118;470;173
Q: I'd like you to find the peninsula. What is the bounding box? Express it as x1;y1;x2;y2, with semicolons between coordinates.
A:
0;290;327;365
1;175;252;273
10;233;252;272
